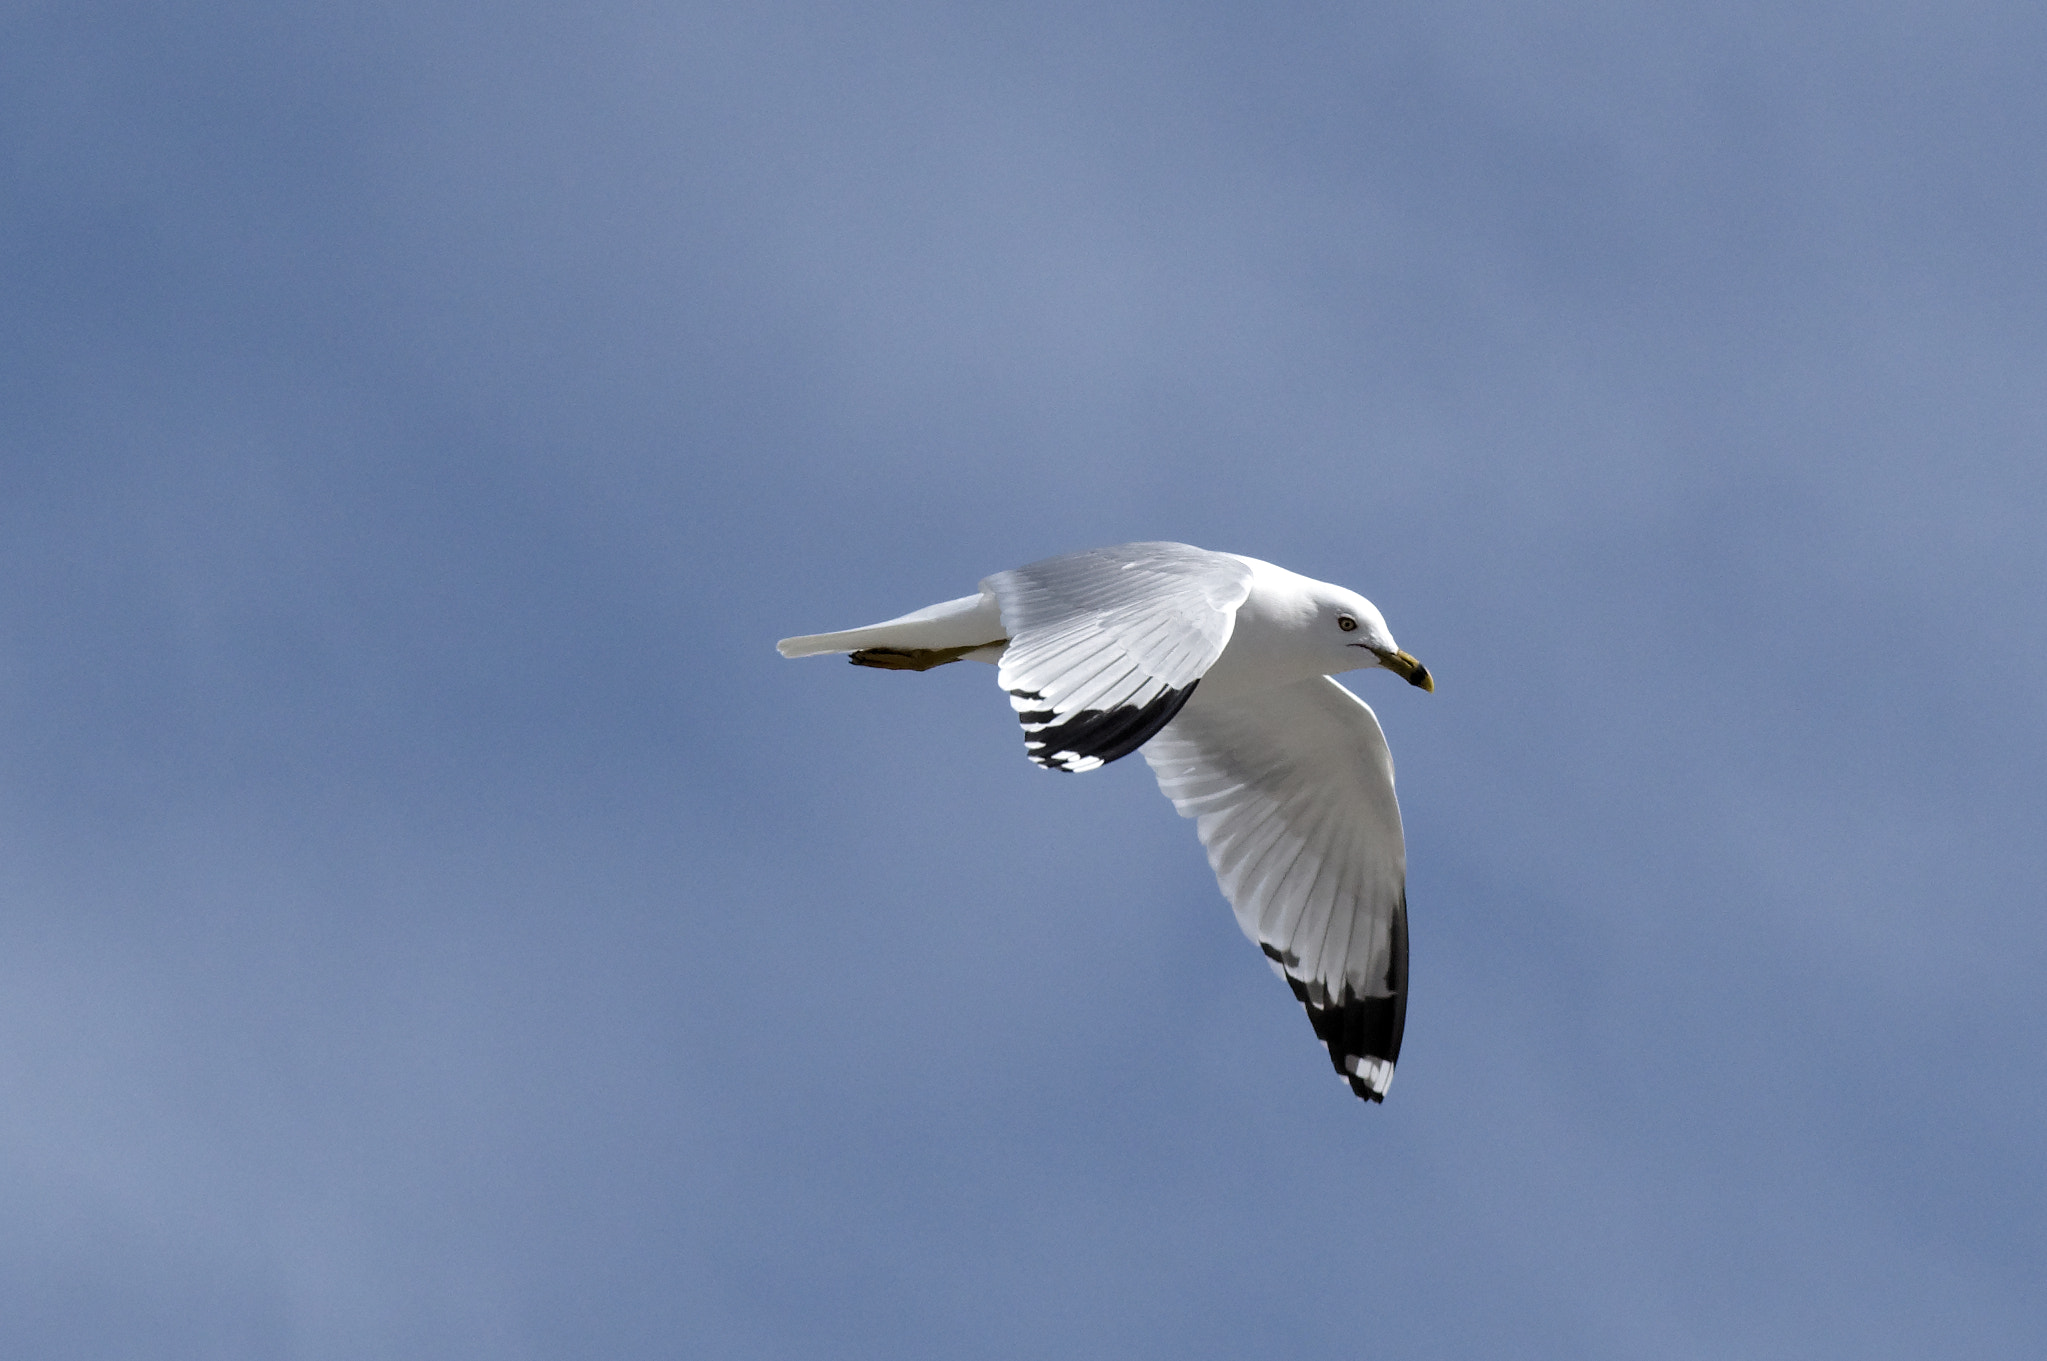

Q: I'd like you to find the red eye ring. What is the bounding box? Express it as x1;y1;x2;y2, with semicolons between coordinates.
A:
1337;615;1357;632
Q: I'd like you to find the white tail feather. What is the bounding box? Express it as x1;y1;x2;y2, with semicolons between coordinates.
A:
777;591;1006;658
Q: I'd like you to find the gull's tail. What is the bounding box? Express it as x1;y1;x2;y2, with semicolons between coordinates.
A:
778;590;1008;668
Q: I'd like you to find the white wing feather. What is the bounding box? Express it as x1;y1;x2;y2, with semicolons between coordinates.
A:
983;543;1254;772
1143;675;1410;1100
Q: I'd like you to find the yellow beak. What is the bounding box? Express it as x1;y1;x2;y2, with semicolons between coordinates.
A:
1379;649;1435;692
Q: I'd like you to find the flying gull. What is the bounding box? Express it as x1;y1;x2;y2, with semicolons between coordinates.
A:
778;542;1434;1102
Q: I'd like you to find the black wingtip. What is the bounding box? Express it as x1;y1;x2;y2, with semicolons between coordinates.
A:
1276;893;1409;1104
1347;1075;1388;1103
1010;679;1199;772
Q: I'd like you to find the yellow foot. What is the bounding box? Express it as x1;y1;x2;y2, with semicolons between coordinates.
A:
848;644;997;672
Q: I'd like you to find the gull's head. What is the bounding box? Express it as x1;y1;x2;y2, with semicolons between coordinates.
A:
1308;586;1434;692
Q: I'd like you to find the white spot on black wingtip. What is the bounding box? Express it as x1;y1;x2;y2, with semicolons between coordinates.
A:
1344;1055;1395;1101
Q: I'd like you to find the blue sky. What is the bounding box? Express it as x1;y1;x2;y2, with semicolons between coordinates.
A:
4;2;2044;1356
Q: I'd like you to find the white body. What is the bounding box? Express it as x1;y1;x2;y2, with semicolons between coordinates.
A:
778;542;1429;1103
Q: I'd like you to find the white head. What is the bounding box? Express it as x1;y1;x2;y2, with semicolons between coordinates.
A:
1218;556;1436;695
1299;582;1435;691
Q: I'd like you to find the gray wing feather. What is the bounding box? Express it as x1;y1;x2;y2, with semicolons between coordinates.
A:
983;543;1254;772
1143;676;1410;1101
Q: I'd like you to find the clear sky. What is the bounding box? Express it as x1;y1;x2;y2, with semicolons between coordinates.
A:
4;3;2043;1357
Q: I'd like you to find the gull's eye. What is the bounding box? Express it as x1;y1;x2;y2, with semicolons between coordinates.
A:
1337;615;1358;632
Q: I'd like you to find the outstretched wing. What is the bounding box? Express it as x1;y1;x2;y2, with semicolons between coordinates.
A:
1143;676;1410;1101
983;543;1254;772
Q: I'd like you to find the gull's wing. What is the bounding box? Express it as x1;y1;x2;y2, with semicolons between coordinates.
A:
982;543;1254;772
1143;676;1409;1101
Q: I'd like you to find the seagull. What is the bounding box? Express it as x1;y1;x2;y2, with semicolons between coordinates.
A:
778;542;1434;1102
